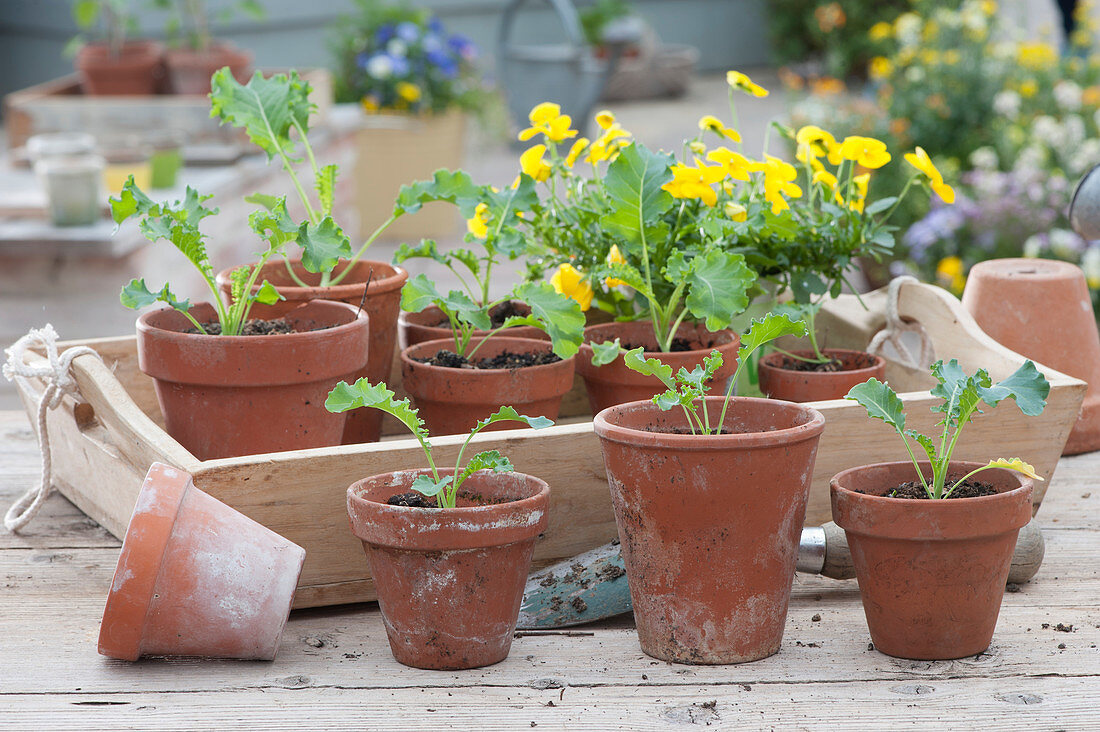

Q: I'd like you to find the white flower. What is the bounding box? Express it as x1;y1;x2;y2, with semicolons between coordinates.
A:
366;54;394;78
1024;234;1044;258
1083;246;1100;287
1079;139;1100;170
1050;229;1081;258
994;90;1021;118
1032;115;1062;147
905;66;925;83
1063;114;1087;148
1054;81;1083;111
969;146;999;170
895;13;922;45
387;39;407;57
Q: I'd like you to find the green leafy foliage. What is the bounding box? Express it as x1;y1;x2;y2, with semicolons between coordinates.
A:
395;169;484;218
590;338;624;367
845;359;1050;498
599;142;674;248
682;250;755;332
209;68;314;162
511;282;585;359
297;217;352;274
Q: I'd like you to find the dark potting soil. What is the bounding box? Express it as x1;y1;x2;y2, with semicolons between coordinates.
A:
620;337;713;352
775;352;877;373
859;478;998;500
387;492;436;508
645;425;738;435
185;318;336;336
418;349;561;369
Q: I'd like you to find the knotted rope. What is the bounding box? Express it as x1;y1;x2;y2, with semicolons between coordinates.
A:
2;325;101;533
867;275;936;370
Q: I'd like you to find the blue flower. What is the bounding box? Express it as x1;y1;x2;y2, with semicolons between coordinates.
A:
428;16;444;35
375;23;395;45
356;51;371;70
396;21;420;43
422;33;444;54
427;50;457;78
448;34;477;60
390;53;410;76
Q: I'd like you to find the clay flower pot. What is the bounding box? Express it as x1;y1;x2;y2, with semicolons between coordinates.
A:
577;321;740;414
593;396;826;664
346;468;550;669
758;348;886;403
401;336;575;435
962;258;1100;455
831;461;1033;660
75;41;164;96
99;462;305;661
165;43;252;95
136;300;369;459
397;301;546;350
217;259;407;444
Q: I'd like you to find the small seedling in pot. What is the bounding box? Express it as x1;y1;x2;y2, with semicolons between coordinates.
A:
325;380;552;508
845;359;1050;498
609;312;807;434
110;179;286;335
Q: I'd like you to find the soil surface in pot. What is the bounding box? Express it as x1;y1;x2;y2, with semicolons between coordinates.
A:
650;425;737;435
858;478;997;499
384;490;514;508
773;351;879;373
617;336;723;352
185;318;335;336
418;349;562;369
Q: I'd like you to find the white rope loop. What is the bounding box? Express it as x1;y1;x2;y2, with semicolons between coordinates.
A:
2;325;101;533
867;275;936;370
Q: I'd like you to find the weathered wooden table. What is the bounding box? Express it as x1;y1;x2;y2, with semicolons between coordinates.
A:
2;408;1098;730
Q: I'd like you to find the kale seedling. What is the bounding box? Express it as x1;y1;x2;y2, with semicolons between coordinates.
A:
846;359;1050;498
614;312;807;434
110;180;286;335
325;380;552;508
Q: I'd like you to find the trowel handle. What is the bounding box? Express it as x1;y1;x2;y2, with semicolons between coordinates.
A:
799;518;1045;585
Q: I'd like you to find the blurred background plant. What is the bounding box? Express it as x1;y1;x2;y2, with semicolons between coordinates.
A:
579;0;635;47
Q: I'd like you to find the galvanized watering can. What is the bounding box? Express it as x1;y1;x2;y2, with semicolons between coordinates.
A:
1070;164;1100;239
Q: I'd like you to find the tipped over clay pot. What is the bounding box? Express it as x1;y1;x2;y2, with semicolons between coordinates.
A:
577;321;740;414
758;348;886;402
347;469;550;669
401;336;575;435
217;259;405;444
136;299;369;459
962;258;1100;454
99;462;305;661
593;396;825;664
398;301;546;350
831;461;1033;660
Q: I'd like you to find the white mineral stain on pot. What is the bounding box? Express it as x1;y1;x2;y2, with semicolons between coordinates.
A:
112;567;135;592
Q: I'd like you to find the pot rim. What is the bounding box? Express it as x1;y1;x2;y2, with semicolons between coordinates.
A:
578;320;738;354
136;299;368;343
77;39;164;57
592;395;826;451
759;348;886;375
400;335;573;373
215;259;408;299
831;460;1033;504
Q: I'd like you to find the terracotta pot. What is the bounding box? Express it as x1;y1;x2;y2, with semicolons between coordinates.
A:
401;336;575;436
962;258;1100;455
99;462;305;661
216;259;407;444
593;396;826;664
136;300;369;459
165;43;252;94
75;41;164;96
347;468;549;669
758;348;886;402
577;321;740;414
398;301;547;350
831;461;1033;660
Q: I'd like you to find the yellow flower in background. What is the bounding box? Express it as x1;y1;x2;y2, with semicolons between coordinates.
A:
796;125;841;165
839;136;891;169
396;81;421;103
810;77;845;96
520;144;551;182
565;138;589;167
706;146;755;181
360;96;379;113
586;124;632;164
605;244;628;287
981;0;997;14
922;20;939;40
466;202;490;238
519;102;578;142
724;202;748;222
662;161;727;206
904;146;955;204
758;155;802;214
698;114;742;142
1019;79;1039;98
551;263;593;311
1017;41;1058;70
869;21;893;41
936;255;966;294
595;110;616;129
1084;85;1100;107
727;70;769;97
848;173;870;213
943;49;960;65
919;49;939;65
869;56;893;79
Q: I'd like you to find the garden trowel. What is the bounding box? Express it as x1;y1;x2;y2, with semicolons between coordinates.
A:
517;519;1045;629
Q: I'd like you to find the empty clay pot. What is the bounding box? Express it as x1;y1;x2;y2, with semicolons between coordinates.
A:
577;321;740;414
75;41;164;96
593;396;825;664
962;258;1100;455
758;349;886;403
165;43;252;94
401;336;575;436
99;462;305;661
347;469;549;669
217;259;406;444
398;301;546;350
831;461;1033;660
136;300;369;459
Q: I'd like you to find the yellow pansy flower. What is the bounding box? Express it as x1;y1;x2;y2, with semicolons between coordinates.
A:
812;169;838;189
661;161;727;206
869;56;892;79
396;81;421;103
839;136;891;169
360;96;379;113
1017;42;1057;71
551;263;593;311
706;146;755;181
586;124;632;164
757;155;802;214
724;202;748;222
1019;79;1039;98
936;255;966;294
698;114;742;142
520;144;551;182
726;70;769;97
848;173;870;213
869;21;892;40
565;138;589;167
466;202;490;238
605;244;628;288
595;110;616;129
518;102;578;142
795;125;841;166
904;146;955;204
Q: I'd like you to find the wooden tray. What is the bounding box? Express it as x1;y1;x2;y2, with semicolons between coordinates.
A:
13;282;1086;608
